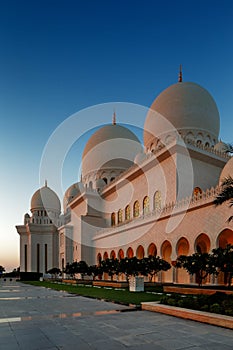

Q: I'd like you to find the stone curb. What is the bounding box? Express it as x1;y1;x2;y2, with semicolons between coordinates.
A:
141;302;233;329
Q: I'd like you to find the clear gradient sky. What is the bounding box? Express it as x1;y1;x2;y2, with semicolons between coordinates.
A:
1;0;233;271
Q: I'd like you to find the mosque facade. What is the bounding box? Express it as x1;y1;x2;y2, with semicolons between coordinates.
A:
16;73;233;284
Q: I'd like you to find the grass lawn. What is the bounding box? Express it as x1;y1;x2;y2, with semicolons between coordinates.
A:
22;281;162;306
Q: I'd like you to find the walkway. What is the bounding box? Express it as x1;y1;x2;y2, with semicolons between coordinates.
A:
0;279;233;349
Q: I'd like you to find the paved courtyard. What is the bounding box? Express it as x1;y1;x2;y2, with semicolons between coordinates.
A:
0;279;233;349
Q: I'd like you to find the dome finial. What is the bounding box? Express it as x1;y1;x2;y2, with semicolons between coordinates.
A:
112;110;116;125
178;64;183;82
45;179;47;187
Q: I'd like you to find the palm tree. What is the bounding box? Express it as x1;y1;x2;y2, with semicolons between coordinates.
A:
214;176;233;221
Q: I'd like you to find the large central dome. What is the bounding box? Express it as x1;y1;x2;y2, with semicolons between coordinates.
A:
82;123;142;186
144;81;220;151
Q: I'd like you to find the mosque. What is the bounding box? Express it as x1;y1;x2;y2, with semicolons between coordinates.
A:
16;70;233;284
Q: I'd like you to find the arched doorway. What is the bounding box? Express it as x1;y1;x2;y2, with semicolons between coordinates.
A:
176;237;190;284
194;233;211;284
127;247;134;258
217;229;233;285
118;249;124;260
195;233;210;253
97;253;102;266
218;229;233;248
161;240;172;283
148;243;157;257
136;245;145;259
110;250;116;259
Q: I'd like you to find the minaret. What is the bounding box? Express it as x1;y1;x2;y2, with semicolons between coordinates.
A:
178;64;183;82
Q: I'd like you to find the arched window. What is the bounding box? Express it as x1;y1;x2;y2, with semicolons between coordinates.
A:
111;213;116;226
143;196;150;214
133;200;140;217
118;209;123;223
125;205;130;220
154;191;161;210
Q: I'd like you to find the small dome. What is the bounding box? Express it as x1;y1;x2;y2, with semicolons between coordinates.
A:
144;81;220;149
82;124;142;180
31;185;61;213
219;157;233;184
64;182;83;207
214;141;229;154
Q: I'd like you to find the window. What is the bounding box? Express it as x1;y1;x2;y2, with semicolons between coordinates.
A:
125;205;130;220
111;213;116;226
118;209;123;223
154;191;161;210
133;200;140;217
143;196;150;214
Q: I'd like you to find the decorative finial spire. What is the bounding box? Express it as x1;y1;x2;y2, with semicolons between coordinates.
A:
45;179;47;187
178;64;183;82
112;110;116;125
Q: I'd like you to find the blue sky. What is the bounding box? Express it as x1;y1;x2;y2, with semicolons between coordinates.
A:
1;0;233;271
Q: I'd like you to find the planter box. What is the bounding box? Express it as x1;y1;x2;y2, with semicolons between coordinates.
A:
129;276;144;292
141;302;233;330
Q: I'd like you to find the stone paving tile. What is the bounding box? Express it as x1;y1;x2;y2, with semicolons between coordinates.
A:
1;282;233;350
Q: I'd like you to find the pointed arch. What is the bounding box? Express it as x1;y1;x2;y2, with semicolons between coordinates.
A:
143;196;150;214
118;249;124;260
195;233;210;253
125;205;130;220
118;209;123;224
148;243;157;257
110;250;116;259
154;191;161;210
127;247;134;258
136;245;145;259
133;200;140;217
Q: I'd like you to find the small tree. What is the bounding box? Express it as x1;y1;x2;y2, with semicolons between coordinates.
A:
176;253;217;286
64;262;76;277
47;267;61;278
212;244;233;287
101;258;119;280
144;255;171;282
87;265;103;280
75;261;88;279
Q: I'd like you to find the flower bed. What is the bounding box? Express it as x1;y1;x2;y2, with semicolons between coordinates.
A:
160;292;233;316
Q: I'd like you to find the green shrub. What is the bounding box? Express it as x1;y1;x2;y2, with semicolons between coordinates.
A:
200;304;209;312
160;295;169;304
210;303;222;314
167;298;177;306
